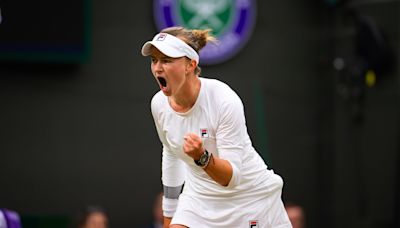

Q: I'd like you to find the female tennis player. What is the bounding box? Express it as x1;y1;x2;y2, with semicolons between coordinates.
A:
141;26;292;228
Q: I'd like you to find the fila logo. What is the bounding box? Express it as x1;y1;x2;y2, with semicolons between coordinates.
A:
156;33;167;41
249;220;258;228
200;129;209;138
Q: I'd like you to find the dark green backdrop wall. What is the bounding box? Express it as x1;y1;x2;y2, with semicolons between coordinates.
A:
0;1;399;228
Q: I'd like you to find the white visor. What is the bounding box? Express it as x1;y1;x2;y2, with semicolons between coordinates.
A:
141;33;199;64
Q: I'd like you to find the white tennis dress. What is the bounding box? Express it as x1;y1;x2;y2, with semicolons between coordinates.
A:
151;77;292;228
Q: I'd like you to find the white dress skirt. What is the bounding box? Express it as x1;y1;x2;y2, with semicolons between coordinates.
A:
171;171;292;228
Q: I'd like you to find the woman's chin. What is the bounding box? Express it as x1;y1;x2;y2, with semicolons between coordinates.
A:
161;87;171;96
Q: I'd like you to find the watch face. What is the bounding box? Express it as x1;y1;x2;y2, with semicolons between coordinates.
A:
200;153;208;164
195;151;210;167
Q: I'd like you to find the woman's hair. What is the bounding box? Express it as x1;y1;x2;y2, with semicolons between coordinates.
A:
160;26;216;75
77;206;108;228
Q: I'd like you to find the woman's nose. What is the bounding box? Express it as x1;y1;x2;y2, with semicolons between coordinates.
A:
153;61;162;73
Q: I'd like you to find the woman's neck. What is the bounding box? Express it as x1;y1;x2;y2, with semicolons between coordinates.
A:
169;76;201;113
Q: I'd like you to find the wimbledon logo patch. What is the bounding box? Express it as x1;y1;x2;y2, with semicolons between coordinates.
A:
153;0;256;65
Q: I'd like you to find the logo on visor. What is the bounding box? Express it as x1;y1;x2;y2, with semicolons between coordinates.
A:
157;33;167;41
153;0;256;65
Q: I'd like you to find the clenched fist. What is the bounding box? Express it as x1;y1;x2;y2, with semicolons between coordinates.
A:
183;133;205;161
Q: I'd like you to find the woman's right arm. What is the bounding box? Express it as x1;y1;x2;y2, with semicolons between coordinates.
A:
152;96;184;222
163;217;172;228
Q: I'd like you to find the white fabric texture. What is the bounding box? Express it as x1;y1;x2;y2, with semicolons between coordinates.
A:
151;77;291;227
162;196;179;218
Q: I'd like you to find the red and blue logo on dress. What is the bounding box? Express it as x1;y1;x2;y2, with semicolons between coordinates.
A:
200;129;209;138
249;220;259;228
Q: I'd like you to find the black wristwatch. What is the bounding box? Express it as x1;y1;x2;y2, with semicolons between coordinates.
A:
194;150;211;168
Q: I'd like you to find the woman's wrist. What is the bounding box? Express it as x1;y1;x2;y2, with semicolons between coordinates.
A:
194;150;211;168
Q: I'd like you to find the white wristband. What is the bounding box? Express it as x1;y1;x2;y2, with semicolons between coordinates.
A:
162;196;178;217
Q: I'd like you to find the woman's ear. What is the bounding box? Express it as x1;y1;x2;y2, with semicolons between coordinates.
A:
186;59;197;73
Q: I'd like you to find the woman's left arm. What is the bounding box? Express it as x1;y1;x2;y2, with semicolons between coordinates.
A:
183;133;233;186
203;151;233;186
184;94;246;187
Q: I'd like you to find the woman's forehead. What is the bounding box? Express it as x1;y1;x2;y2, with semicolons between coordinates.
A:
149;46;168;58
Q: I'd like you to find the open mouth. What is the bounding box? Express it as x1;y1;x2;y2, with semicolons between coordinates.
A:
157;77;167;87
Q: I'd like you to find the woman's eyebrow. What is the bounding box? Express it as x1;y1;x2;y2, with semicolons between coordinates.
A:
160;56;174;61
150;54;170;59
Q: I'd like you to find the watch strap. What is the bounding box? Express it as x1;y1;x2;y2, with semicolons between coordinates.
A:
194;150;211;168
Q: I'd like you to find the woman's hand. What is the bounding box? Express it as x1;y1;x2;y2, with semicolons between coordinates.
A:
183;133;204;160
